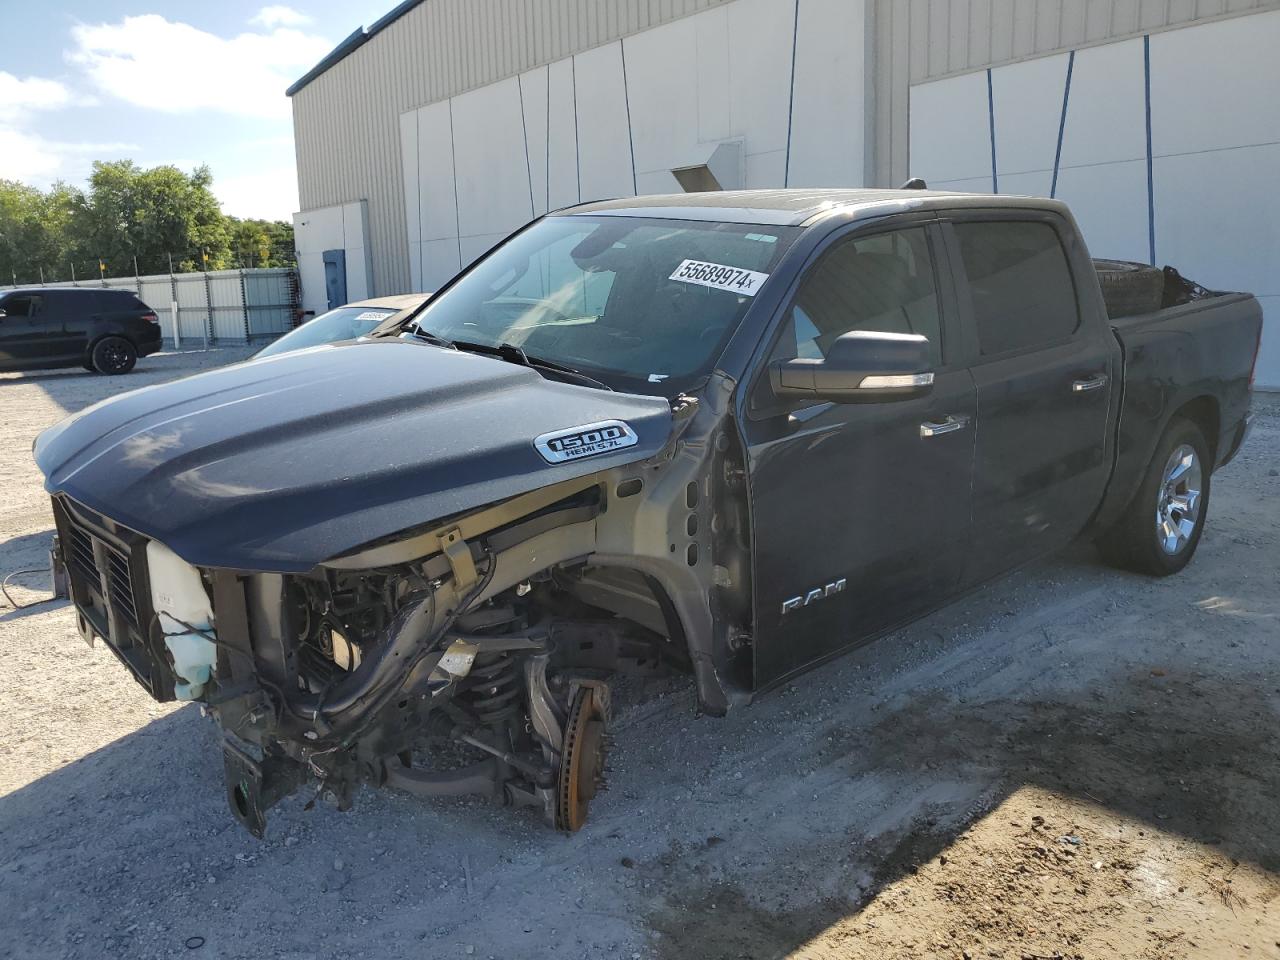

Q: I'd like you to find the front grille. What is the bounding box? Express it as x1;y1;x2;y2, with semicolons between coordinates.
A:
67;524;97;582
65;521;140;627
53;497;174;701
104;543;139;627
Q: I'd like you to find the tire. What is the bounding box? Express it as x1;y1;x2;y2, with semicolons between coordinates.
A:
1097;418;1211;576
1094;259;1165;318
91;336;138;375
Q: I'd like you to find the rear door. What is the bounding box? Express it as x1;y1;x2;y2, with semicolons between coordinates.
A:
740;219;976;687
944;214;1119;583
41;290;90;362
0;294;50;369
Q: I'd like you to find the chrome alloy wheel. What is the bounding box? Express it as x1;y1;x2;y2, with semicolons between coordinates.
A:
1156;443;1202;555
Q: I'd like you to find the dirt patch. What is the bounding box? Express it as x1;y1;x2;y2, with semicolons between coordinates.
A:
644;673;1280;960
791;786;1280;959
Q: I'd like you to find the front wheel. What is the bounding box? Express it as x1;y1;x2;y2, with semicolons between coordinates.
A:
1097;418;1211;576
91;336;137;375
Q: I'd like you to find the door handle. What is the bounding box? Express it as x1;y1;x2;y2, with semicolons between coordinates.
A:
1072;373;1108;393
920;415;971;438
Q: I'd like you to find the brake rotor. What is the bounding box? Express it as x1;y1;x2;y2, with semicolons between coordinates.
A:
555;686;608;832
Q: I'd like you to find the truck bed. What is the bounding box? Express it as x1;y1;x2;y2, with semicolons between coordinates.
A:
1091;290;1262;535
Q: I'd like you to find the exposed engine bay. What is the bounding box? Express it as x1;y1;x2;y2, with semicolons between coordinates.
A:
214;549;677;836
52;379;753;837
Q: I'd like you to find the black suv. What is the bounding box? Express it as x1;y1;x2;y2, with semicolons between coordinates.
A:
0;288;163;374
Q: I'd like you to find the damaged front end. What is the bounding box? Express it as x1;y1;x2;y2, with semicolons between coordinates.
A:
51;377;752;837
211;476;618;836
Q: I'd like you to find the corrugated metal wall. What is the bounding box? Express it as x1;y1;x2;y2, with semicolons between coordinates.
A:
293;0;1280;296
292;0;736;298
872;0;1280;185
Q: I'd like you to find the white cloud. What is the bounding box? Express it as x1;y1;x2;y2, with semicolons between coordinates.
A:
214;165;300;221
68;15;331;120
250;6;313;28
0;126;138;184
0;72;74;122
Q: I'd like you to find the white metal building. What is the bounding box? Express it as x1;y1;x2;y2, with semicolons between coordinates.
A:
289;0;1280;387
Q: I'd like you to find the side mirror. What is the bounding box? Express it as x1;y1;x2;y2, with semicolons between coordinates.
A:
770;330;934;403
0;309;7;319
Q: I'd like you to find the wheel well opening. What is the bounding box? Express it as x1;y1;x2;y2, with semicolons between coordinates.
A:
531;565;694;676
1172;396;1220;464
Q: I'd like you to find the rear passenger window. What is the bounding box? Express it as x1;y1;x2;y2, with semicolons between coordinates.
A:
1;295;42;318
954;221;1079;355
771;226;944;368
100;292;147;311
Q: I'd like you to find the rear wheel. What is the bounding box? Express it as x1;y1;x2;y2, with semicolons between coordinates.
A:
1097;418;1211;576
91;336;137;375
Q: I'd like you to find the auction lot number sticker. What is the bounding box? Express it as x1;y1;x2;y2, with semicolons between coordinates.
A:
669;259;769;296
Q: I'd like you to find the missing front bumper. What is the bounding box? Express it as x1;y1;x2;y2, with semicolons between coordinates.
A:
222;736;303;839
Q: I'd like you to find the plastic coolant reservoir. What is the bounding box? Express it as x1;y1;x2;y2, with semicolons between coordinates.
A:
146;540;217;700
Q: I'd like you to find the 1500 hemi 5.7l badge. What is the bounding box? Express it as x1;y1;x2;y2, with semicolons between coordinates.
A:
534;420;639;464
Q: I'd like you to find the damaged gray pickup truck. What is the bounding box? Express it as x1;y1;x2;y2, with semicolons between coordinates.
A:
36;189;1262;836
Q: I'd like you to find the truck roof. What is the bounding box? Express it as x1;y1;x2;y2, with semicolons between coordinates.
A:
563;188;1069;227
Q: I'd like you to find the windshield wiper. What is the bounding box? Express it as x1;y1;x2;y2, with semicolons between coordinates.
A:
407;325;456;349
450;339;613;391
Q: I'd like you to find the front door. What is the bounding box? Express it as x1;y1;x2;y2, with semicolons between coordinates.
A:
0;294;50;370
741;222;976;688
945;216;1118;581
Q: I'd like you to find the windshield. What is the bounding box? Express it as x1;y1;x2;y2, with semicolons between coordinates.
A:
256;306;399;359
409;216;796;394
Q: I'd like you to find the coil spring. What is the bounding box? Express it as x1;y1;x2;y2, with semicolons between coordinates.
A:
461;653;522;727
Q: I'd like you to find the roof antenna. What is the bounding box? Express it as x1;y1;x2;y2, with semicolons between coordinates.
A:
900;177;928;190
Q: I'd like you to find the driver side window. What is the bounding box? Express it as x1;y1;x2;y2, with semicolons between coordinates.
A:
1;295;42;319
772;227;944;368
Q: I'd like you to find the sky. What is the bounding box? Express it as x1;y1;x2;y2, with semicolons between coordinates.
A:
0;0;396;221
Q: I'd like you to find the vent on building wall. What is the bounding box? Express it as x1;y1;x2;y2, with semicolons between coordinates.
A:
670;140;743;193
672;164;722;192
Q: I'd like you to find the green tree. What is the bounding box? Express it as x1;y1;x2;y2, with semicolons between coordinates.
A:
71;161;233;274
228;217;295;268
1;161;293;284
0;179;81;283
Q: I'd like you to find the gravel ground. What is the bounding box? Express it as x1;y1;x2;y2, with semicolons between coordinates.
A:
1;350;1278;960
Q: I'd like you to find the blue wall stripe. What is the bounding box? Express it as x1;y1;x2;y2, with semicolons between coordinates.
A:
1143;35;1156;265
544;66;551;213
571;55;581;203
620;38;638;196
1050;50;1075;199
516;73;535;217
447;98;462;270
986;68;998;193
783;0;801;187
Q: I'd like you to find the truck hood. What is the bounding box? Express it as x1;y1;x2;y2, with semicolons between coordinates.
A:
35;339;673;571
